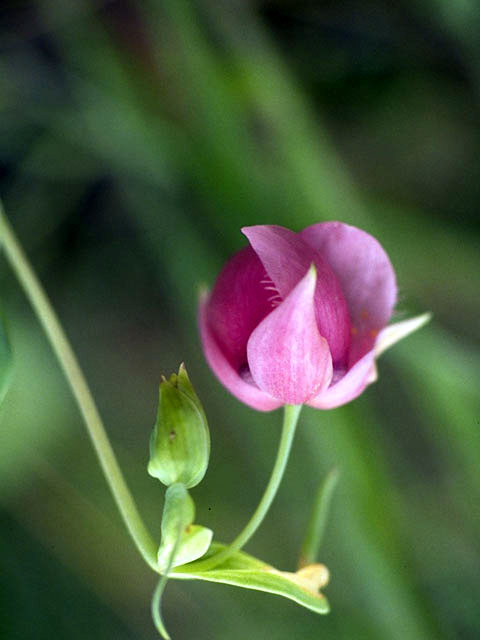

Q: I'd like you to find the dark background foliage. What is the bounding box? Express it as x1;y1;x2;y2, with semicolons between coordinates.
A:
1;1;479;638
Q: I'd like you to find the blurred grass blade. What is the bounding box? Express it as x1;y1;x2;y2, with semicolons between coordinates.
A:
393;327;480;503
173;543;330;614
298;467;340;569
0;311;12;405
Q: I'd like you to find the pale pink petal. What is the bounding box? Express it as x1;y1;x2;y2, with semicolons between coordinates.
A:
242;225;350;365
375;313;432;357
199;292;282;411
307;350;376;410
300;222;397;366
307;313;430;410
247;265;333;405
206;247;273;369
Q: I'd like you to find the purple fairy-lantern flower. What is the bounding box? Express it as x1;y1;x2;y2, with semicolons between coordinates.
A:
199;223;429;411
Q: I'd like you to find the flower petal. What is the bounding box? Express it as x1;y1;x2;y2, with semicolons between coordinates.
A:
307;350;376;410
375;313;432;357
307;313;430;410
300;222;397;366
247;265;333;405
199;291;282;412
206;247;273;368
243;225;350;365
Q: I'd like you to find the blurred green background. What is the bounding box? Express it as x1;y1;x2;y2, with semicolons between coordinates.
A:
1;1;479;638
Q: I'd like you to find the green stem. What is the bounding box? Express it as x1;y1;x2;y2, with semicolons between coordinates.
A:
180;404;302;572
0;202;158;571
151;484;189;639
151;572;172;639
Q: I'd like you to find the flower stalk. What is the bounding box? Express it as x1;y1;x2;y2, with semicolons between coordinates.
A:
180;403;302;572
0;200;158;571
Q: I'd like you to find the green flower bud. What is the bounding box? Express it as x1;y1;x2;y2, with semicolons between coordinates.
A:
148;364;210;488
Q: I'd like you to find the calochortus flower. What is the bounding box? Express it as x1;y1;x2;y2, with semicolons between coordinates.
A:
199;223;429;411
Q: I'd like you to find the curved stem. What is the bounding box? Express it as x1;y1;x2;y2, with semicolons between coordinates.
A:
0;202;158;571
151;573;171;639
181;404;302;572
151;485;188;639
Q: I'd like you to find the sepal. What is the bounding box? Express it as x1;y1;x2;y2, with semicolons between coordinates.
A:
157;483;213;571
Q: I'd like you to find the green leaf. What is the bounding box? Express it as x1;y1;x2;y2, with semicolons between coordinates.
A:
298;467;340;568
0;311;12;405
172;543;330;614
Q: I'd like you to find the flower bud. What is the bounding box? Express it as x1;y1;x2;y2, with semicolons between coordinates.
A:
148;364;210;488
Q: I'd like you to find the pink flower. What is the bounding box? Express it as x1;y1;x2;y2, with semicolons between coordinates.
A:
199;222;429;411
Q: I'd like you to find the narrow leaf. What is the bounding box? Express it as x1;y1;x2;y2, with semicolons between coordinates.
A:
298;467;340;569
172;544;330;614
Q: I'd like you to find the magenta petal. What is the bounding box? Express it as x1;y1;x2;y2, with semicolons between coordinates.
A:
206;247;273;369
242;225;351;365
199;292;282;412
300;222;397;366
242;225;317;298
307;350;376;410
247;265;333;405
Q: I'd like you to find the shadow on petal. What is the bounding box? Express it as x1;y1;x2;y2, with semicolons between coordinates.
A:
198;291;282;411
308;350;376;410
